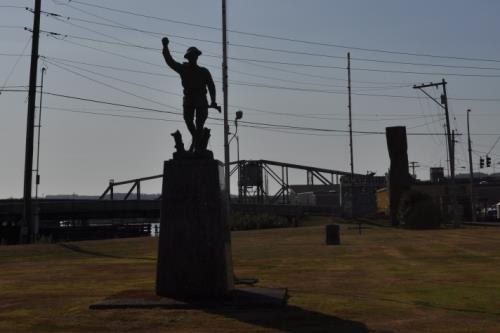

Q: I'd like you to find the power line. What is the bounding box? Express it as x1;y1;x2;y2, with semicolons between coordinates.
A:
38;11;419;85
0;36;32;92
40;38;500;102
0;25;25;29
45;59;182;111
42;30;500;79
41;90;466;136
47;36;407;88
0;89;29;93
42;10;500;72
41;59;439;123
44;57;424;121
0;5;27;9
0;53;30;57
44;106;183;123
41;105;368;138
44;57;182;97
487;135;500;155
63;0;500;64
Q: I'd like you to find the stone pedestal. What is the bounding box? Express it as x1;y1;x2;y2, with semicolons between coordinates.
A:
156;159;234;298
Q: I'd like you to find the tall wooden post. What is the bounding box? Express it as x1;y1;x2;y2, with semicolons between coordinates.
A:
467;109;476;222
222;0;230;202
21;0;42;244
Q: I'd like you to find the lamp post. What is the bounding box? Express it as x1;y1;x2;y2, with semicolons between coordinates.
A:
235;110;243;163
229;110;243;199
467;109;476;222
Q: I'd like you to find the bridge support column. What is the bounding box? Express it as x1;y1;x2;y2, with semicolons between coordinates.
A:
156;159;233;298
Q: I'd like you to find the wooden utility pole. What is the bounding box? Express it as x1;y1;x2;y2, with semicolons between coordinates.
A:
35;67;46;200
409;161;419;178
467;109;476;222
21;0;42;244
347;52;354;218
222;0;230;199
347;53;354;177
413;79;458;226
444;124;450;177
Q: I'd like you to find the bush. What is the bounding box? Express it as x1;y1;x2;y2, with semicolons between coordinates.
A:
230;213;296;231
398;190;443;229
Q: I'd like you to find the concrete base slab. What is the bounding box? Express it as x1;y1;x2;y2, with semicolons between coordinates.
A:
89;287;288;310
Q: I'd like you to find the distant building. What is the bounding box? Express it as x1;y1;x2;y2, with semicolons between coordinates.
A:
376;188;389;216
376;175;500;220
341;174;387;217
289;184;339;207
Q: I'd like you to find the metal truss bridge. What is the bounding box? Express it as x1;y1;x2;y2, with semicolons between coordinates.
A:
0;159;384;226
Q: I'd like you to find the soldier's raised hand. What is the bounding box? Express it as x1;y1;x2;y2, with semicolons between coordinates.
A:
162;37;170;48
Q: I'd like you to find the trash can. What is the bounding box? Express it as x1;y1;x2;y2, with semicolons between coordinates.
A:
325;224;340;245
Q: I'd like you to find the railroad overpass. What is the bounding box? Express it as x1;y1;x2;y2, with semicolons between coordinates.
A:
0;198;330;226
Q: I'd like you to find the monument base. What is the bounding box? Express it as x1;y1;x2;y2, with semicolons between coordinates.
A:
89;287;288;310
156;159;233;298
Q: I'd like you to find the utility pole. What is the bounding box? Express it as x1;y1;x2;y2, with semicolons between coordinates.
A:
21;0;42;244
347;52;354;219
222;0;230;201
35;67;46;200
452;129;456;181
444;124;450;177
413;79;458;226
467;109;476;222
33;66;46;239
409;161;420;178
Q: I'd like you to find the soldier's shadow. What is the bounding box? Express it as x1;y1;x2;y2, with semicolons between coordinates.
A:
205;304;374;333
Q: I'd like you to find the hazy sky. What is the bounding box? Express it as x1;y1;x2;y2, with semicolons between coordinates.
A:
1;0;500;198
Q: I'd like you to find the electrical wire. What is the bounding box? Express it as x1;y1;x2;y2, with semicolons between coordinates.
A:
43;30;500;79
487;135;500;155
0;36;32;92
37;33;500;102
40;90;467;136
41;10;500;72
63;0;500;64
45;59;182;111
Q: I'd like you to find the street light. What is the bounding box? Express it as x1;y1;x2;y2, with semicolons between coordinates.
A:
229;111;243;199
229;110;243;161
235;110;243;162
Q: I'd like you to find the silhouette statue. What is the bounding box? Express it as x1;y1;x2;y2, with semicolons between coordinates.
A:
162;37;221;158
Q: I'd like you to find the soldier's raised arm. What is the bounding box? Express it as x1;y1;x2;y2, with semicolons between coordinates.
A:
162;37;182;74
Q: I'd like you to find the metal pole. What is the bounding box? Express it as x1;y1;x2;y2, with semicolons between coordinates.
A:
444;124;450;177
222;0;230;200
236;121;240;202
21;0;42;244
35;67;46;200
442;79;458;226
235;119;240;163
467;109;476;222
347;52;354;218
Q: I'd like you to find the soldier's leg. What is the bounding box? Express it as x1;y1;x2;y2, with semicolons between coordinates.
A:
195;106;209;150
183;104;196;151
195;106;208;132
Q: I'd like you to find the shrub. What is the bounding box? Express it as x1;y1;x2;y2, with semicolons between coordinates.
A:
230;213;295;231
398;190;443;229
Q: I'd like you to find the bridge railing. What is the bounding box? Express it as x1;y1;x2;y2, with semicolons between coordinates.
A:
99;174;163;200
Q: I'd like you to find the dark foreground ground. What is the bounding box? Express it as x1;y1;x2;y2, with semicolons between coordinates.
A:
1;218;500;333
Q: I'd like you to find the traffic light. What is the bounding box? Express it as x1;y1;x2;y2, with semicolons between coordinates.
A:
480;157;484;168
486;155;492;167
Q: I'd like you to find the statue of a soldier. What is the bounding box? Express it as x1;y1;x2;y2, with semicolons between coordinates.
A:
162;37;220;155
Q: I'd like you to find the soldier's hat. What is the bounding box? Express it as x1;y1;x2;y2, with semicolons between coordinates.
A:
184;46;202;59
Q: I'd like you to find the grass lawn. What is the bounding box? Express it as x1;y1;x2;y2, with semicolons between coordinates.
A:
1;218;500;333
